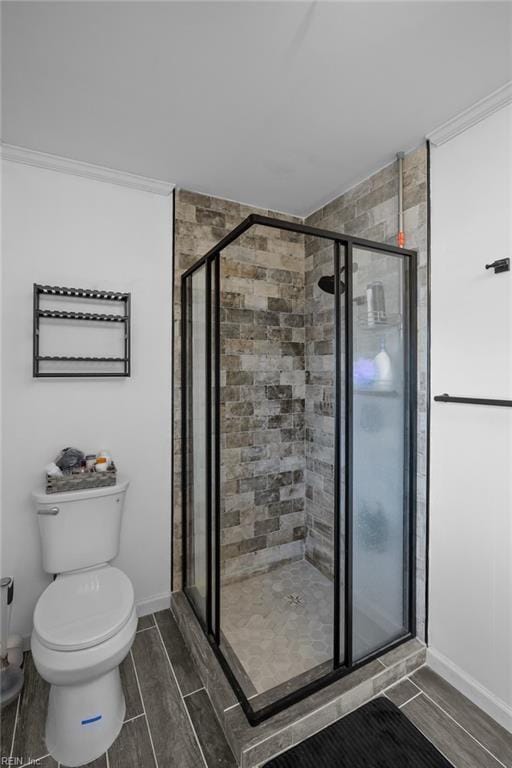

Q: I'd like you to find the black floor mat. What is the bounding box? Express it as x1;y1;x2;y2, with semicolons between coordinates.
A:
263;697;454;768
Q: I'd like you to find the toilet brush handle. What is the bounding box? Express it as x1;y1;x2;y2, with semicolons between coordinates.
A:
1;577;14;659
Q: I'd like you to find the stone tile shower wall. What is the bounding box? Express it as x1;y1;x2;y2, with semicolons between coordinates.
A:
305;146;428;639
304;237;337;579
173;192;305;589
219;227;307;583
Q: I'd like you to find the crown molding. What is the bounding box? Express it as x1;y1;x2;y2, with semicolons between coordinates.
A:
0;143;174;196
427;81;512;147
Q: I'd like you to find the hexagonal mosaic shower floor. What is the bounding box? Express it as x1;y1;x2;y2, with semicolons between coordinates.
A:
221;559;334;694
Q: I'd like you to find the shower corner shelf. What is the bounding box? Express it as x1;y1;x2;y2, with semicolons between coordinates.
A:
357;311;402;331
33;283;131;378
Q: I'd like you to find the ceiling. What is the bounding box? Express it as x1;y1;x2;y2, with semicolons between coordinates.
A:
1;1;511;216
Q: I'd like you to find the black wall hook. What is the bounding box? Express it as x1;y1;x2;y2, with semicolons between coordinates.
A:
485;258;510;274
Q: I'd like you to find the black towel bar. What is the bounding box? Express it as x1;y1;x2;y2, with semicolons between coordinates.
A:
434;393;512;407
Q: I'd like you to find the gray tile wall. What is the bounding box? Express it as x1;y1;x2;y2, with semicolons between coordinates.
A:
218;225;307;583
304;235;337;578
304;146;428;638
173;193;305;588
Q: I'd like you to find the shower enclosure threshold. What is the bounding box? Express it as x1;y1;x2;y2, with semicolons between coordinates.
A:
171;591;426;768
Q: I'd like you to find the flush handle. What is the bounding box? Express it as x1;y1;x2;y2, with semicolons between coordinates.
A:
37;507;60;515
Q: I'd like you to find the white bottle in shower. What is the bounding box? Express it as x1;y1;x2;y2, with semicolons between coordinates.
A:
374;339;393;391
366;285;375;327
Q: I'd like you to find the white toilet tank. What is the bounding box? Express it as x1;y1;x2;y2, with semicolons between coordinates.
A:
33;480;129;574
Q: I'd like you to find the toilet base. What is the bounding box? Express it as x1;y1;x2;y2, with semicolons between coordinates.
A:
46;667;125;767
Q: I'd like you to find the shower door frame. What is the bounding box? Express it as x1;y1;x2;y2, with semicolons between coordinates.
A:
181;213;418;724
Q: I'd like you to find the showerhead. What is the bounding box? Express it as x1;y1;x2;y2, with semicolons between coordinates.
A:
317;263;357;295
317;275;342;295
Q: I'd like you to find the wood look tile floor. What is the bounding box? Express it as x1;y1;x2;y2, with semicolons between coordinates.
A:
1;612;237;768
384;669;512;768
2;609;511;768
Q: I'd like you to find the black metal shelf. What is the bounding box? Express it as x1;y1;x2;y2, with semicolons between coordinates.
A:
434;393;512;408
33;283;131;377
38;356;127;363
35;284;128;301
39;310;126;323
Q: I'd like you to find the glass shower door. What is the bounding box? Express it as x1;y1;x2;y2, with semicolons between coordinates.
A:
350;246;414;661
183;265;208;624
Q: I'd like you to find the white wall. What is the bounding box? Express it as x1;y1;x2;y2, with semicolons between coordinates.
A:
430;104;512;730
1;158;173;640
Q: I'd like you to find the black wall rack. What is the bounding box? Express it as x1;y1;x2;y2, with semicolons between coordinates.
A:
33;284;131;377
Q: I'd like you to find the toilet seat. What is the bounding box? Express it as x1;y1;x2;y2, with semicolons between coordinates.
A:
34;565;134;652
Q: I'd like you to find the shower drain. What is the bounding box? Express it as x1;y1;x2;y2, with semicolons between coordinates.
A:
285;593;304;606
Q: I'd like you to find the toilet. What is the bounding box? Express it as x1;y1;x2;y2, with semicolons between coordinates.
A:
31;480;137;767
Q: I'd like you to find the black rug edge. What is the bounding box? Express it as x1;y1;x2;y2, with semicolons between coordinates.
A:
262;695;455;768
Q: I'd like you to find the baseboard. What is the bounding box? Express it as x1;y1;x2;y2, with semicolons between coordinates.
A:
427;648;512;733
135;591;171;617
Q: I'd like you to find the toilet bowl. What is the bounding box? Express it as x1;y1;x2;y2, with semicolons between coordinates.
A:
31;480;134;767
31;565;137;767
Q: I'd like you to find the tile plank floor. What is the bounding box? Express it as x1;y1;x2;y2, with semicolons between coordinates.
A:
2;612;237;768
2;609;510;768
385;673;512;768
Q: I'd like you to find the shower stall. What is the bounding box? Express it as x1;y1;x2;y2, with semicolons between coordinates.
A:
181;213;417;723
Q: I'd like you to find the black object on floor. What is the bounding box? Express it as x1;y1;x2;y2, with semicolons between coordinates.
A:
263;697;454;768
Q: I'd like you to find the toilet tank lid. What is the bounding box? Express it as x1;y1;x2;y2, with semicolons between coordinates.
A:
32;478;129;505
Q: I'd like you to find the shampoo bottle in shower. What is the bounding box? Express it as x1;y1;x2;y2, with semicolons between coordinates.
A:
374;339;393;390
